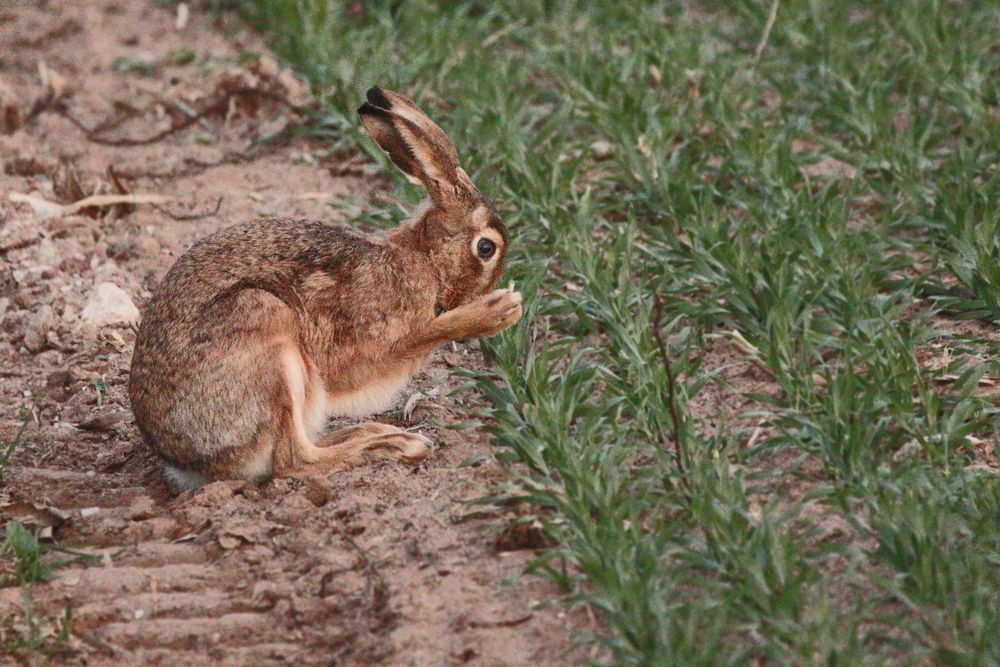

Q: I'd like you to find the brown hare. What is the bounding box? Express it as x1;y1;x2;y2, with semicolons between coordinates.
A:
128;87;521;490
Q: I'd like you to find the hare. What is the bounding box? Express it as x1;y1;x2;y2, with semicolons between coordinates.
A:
128;87;521;490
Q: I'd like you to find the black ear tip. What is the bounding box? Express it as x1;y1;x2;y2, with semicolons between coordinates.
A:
365;86;393;109
357;101;390;119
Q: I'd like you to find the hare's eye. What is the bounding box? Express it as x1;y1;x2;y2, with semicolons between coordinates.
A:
477;238;497;260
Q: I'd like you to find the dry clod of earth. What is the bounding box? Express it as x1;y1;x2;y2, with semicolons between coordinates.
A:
0;3;588;665
79;282;140;327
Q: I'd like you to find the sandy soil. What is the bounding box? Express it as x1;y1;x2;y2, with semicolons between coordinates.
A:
0;3;591;665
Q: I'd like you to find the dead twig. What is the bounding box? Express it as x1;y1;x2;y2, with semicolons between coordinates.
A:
56;87;305;147
81;106;137;137
339;532;393;624
114;129;297;180
22;95;57;127
744;419;768;450
155;94;216;135
753;0;780;67
152;196;223;221
56;98;226;147
0;236;42;256
79;632;126;658
650;294;688;486
7;192;169;219
114;153;251;181
468;614;534;629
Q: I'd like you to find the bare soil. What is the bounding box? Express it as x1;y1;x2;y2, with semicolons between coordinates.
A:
0;3;591;665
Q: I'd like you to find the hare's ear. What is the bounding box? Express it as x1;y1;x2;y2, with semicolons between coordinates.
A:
358;87;476;206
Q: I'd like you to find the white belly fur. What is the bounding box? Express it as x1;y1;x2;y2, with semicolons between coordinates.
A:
286;344;417;442
323;369;413;419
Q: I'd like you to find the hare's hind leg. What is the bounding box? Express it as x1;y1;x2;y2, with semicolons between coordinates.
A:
273;423;431;478
270;345;431;478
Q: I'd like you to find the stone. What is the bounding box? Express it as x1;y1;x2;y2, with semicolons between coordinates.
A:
131;235;161;258
24;304;55;352
61;303;78;324
80;282;139;326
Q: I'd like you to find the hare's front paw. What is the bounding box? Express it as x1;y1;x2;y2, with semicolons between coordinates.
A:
451;288;523;339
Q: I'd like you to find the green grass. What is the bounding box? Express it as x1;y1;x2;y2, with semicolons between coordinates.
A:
0;417;29;485
2;522;55;586
1;523;79;663
2;589;74;664
231;0;999;663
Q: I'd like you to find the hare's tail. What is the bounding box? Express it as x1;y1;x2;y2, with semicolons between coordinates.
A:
161;461;210;491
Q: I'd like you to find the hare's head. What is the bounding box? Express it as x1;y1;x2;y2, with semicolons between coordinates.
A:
358;87;508;312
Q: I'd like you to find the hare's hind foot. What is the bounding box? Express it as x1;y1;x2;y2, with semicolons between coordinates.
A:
318;422;433;466
280;422;432;479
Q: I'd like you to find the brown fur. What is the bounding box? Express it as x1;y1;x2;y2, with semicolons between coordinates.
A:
128;88;521;488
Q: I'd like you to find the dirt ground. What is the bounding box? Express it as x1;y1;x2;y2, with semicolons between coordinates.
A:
0;3;593;665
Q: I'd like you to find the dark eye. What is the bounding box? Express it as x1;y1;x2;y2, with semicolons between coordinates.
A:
477;238;496;260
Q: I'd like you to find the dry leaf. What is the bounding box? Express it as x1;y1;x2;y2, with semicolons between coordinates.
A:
685;69;702;106
647;64;662;87
37;60;67;99
51;160;101;218
294;191;334;201
933;374;997;387
590;140;615;159
51;159;88;204
255;55;280;79
2;500;70;536
1;104;22;135
277;68;308;100
801;157;857;180
107;165;137;218
494;517;554;552
402;388;440;421
636;134;652;158
175;2;190;30
76;410;126;432
98;328;129;352
217;522;258;550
